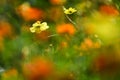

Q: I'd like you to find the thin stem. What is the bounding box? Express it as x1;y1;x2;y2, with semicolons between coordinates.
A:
62;6;66;11
47;34;58;37
62;6;78;30
65;14;78;30
65;14;76;25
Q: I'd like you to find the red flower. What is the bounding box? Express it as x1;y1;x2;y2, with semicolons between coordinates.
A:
100;5;119;16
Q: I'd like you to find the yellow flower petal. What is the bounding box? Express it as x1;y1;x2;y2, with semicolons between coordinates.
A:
30;21;49;33
40;22;49;31
64;7;77;14
30;27;36;33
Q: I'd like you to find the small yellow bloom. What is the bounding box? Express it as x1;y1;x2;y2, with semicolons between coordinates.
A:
64;7;77;14
30;21;49;33
30;27;36;33
40;22;49;31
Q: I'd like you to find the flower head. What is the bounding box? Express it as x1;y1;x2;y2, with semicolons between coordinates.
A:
17;2;45;21
22;57;54;80
30;21;49;33
64;7;77;15
100;5;119;16
56;23;76;35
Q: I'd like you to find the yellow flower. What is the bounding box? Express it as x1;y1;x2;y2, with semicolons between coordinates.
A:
64;7;77;14
40;22;49;31
30;21;49;33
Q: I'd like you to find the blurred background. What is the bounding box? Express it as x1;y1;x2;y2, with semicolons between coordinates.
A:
0;0;120;80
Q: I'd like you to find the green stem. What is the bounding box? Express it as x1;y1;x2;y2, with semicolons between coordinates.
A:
62;6;78;30
47;34;58;37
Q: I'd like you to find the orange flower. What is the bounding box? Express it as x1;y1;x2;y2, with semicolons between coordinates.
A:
80;38;101;51
99;5;119;16
0;21;12;51
22;57;54;80
0;21;13;38
84;38;93;48
17;2;45;21
56;23;76;35
49;0;66;5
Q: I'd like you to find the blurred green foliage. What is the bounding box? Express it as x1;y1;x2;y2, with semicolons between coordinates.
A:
0;0;120;80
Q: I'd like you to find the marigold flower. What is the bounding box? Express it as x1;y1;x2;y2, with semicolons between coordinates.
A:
56;23;76;35
22;57;54;80
100;5;119;16
64;7;77;14
84;38;93;48
17;2;45;21
30;21;49;33
80;38;101;51
0;21;13;38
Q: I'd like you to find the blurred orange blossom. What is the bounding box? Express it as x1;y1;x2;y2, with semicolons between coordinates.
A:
80;38;101;51
17;2;45;21
22;57;54;80
0;21;13;38
0;21;13;51
56;23;76;35
99;5;119;16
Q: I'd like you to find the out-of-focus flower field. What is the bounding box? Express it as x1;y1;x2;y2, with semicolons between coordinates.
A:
0;0;120;80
